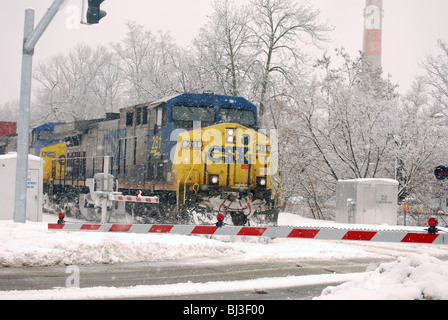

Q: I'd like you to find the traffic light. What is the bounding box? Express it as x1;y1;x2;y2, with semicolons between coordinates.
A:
86;0;107;24
434;165;448;180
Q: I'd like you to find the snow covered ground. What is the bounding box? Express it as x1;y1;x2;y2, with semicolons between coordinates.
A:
1;212;448;299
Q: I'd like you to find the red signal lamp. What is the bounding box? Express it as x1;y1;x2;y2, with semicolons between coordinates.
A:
428;217;438;227
57;213;65;225
427;217;438;234
434;166;448;180
216;213;224;227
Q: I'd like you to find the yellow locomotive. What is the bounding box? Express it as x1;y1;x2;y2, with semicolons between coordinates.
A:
173;123;282;225
37;93;282;226
40;142;66;193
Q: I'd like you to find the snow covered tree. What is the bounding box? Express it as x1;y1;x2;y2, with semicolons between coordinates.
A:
249;0;331;128
111;22;162;104
194;0;254;97
0;100;18;122
112;22;198;104
33;43;123;123
277;49;446;219
392;78;447;209
278;50;398;218
422;39;448;114
193;0;330;128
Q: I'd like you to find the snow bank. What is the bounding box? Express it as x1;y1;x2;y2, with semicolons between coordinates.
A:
0;212;447;268
316;253;448;300
0;220;243;267
0;213;374;268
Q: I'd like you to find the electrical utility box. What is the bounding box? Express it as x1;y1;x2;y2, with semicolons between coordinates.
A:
335;178;398;225
0;153;44;222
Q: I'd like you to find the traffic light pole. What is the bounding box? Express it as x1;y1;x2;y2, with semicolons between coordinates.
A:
14;0;67;223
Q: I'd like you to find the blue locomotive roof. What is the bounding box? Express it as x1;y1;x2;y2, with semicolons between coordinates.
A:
33;122;64;132
167;93;256;110
149;93;259;128
149;93;256;110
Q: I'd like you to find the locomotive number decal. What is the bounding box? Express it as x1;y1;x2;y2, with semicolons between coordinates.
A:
150;135;162;157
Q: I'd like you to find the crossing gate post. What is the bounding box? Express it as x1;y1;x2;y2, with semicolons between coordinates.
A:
89;156;159;223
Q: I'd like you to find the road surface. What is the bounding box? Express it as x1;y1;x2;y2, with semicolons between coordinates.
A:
0;257;392;299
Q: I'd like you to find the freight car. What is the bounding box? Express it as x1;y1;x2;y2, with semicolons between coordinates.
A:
0;121;17;154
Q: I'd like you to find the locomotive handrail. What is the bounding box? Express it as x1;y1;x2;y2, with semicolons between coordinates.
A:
181;152;202;210
176;167;194;213
269;159;283;208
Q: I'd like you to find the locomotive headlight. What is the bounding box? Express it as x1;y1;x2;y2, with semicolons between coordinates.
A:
209;175;219;185
257;177;267;187
226;128;236;144
227;128;235;136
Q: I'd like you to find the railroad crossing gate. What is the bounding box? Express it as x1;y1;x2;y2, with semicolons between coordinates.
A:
48;223;448;245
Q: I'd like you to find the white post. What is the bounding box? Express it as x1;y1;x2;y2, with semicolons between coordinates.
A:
14;0;67;223
101;156;110;223
13;9;35;223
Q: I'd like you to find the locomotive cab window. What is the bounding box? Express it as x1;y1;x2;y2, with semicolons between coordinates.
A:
172;105;215;127
126;112;133;126
142;107;148;125
136;106;148;125
219;108;255;127
149;105;166;130
136;108;142;125
38;129;62;141
30;130;36;145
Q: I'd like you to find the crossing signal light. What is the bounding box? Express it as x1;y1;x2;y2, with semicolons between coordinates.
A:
86;0;107;24
427;217;438;234
216;213;224;227
434;165;448;180
57;213;65;225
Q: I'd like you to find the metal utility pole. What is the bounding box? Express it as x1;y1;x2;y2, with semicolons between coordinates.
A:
13;0;67;223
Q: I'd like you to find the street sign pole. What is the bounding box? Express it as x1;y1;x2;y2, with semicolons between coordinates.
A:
13;0;66;223
13;9;35;223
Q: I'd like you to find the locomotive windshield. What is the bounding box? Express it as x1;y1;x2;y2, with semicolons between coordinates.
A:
219;108;256;127
172;105;216;125
38;129;62;142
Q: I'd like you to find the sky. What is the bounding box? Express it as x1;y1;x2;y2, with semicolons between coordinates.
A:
0;0;448;106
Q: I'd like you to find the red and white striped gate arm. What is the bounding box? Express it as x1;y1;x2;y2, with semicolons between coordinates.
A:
108;194;159;203
48;223;448;245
